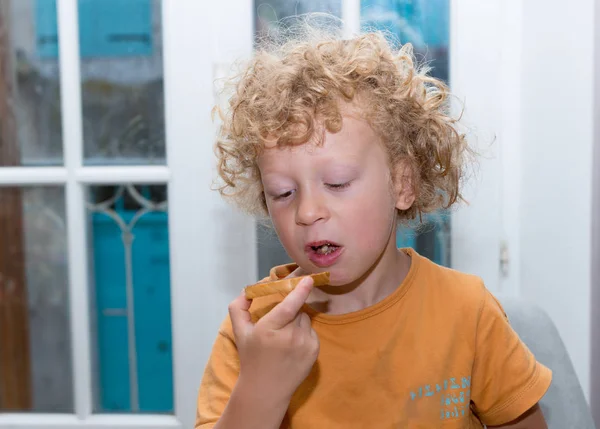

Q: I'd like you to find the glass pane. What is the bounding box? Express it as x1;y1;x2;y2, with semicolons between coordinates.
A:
80;0;165;166
255;0;342;41
253;0;342;278
360;0;450;82
87;184;173;413
0;186;72;412
362;0;451;265
0;0;63;166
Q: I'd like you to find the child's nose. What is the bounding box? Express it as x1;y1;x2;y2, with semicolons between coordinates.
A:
295;192;329;226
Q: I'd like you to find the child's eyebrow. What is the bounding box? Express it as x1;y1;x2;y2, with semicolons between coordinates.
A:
322;163;361;175
261;173;292;184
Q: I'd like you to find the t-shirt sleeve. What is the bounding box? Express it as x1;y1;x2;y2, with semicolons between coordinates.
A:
470;290;552;426
195;317;240;429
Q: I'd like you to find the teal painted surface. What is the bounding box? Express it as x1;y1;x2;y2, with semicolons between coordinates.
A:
92;211;173;412
360;0;450;47
397;212;451;266
35;0;153;58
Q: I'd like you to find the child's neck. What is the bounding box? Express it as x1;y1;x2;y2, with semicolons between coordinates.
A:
306;242;411;316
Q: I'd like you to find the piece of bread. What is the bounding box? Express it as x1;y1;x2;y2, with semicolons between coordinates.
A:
244;272;330;299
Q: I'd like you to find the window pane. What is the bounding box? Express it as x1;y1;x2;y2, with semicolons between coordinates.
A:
396;214;452;267
80;0;165;166
362;0;451;265
0;186;72;412
257;221;292;279
255;0;342;41
360;0;450;82
87;184;173;413
0;0;63;166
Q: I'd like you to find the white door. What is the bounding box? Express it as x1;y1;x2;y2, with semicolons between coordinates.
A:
449;0;524;297
0;1;515;428
0;0;254;428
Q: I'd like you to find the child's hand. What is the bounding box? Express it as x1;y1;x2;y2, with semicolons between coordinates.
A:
228;276;319;402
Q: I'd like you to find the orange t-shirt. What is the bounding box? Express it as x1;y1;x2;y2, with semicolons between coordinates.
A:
196;249;551;428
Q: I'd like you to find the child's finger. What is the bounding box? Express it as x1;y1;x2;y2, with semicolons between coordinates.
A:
260;276;314;330
298;312;312;332
228;291;253;340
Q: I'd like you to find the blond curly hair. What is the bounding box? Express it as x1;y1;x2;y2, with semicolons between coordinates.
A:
214;21;469;221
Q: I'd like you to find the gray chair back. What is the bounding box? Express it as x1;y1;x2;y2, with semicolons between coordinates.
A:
500;298;596;429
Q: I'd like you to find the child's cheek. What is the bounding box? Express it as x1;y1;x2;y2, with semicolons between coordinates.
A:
346;194;395;250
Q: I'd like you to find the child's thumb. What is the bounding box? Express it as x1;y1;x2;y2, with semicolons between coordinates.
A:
228;291;253;340
260;276;314;330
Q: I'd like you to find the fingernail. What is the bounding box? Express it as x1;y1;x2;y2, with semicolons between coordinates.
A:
301;277;314;286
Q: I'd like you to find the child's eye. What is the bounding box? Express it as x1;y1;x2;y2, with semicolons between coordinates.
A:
326;182;351;190
274;190;294;200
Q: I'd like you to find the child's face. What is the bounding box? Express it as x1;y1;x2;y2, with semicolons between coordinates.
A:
258;115;407;285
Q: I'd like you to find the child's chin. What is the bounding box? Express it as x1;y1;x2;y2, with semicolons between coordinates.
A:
297;263;352;286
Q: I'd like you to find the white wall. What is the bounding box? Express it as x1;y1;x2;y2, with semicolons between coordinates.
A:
449;0;598;404
591;0;600;421
449;0;598;408
449;0;503;294
518;0;595;401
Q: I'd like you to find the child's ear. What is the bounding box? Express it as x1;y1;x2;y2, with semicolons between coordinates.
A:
393;162;416;211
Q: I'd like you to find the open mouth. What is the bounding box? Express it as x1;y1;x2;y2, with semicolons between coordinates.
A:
311;243;340;255
306;241;344;267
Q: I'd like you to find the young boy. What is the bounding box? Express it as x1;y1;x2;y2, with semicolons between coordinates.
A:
196;27;551;428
